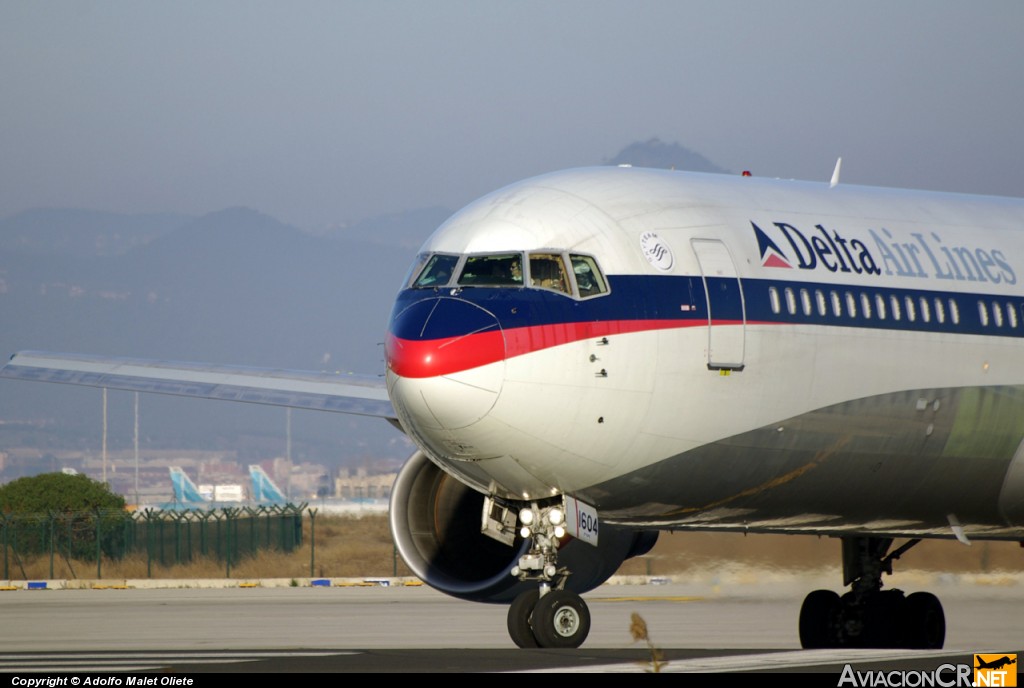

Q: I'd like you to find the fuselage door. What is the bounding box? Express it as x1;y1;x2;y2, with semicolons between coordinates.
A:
691;238;746;371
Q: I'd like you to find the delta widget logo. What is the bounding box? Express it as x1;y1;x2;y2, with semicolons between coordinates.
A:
752;222;794;269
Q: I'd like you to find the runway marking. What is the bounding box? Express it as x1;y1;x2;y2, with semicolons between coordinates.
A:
525;649;972;673
0;650;353;673
595;596;704;603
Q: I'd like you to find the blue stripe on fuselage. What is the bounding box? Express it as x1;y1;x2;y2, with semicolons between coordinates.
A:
388;275;1024;341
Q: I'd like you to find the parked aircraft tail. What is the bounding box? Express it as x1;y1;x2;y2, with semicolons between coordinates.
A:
169;466;209;504
249;464;287;503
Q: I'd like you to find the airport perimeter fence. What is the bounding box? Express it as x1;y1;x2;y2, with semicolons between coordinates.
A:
1;503;308;580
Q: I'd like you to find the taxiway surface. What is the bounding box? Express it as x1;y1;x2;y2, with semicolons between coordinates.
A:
1;572;1020;673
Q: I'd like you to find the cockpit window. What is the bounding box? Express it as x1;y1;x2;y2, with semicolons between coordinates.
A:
412;253;459;288
457;253;524;286
529;253;570;294
570;254;608;297
410;250;608;299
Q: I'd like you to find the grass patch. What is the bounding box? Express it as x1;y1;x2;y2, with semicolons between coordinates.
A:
3;513;1020;581
2;513;412;580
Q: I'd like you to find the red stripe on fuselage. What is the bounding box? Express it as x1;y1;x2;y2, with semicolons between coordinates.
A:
385;329;505;379
386;319;697;378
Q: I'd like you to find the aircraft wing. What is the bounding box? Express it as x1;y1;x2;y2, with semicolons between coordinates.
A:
0;350;397;422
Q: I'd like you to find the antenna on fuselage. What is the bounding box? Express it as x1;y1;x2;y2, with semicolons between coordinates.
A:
829;157;842;188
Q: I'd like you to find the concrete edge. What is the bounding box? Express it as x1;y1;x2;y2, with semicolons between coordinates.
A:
2;568;1022;591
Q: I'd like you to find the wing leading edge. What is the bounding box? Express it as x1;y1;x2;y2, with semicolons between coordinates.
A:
0;350;397;423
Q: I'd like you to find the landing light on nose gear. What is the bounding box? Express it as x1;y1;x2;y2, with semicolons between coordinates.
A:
498;500;592;648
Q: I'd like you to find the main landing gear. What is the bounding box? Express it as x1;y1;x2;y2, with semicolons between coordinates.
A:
799;537;945;649
506;503;591;648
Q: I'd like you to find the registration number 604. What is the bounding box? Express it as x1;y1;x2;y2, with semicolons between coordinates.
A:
564;496;599;547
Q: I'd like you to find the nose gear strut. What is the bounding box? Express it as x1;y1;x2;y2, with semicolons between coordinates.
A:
506;502;591;648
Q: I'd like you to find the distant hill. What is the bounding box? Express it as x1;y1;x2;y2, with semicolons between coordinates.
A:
0;205;421;465
605;138;730;174
0;208;193;257
328;207;453;251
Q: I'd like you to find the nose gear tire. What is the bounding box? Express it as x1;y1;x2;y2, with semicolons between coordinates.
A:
530;590;591;649
507;589;541;648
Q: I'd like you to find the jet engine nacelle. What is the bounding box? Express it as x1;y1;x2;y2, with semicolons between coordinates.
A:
389;450;658;603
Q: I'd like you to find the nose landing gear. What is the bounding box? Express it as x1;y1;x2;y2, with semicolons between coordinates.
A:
506;503;592;648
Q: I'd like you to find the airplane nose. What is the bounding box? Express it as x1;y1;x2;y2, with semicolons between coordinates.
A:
386;297;505;431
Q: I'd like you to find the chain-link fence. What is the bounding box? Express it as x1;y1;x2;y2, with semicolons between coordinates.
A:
1;503;308;579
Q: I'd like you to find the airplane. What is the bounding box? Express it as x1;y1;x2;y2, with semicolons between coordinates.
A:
167;465;283;509
249;464;288;504
169;466;211;505
976;656;1017;670
3;164;1024;650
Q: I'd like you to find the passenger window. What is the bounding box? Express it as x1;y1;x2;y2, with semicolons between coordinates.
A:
875;294;887;320
785;288;797;315
569;255;608;297
905;296;916;322
860;293;872;319
919;297;930;323
769;287;781;314
845;292;857;318
978;301;989;327
815;290;827;316
891;295;902;321
800;289;812;316
949;299;960;325
458;254;524;286
529;253;570;294
1009;303;1018;328
830;291;841;317
934;298;945;324
993;301;1004;327
413;253;460;288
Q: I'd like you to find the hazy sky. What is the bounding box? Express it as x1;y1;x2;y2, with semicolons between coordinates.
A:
2;1;1022;231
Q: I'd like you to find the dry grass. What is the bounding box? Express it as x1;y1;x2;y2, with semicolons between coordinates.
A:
4;514;1021;581
617;530;1024;576
3;513;413;581
630;612;667;673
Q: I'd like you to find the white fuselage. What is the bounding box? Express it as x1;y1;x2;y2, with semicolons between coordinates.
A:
385;167;1024;539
